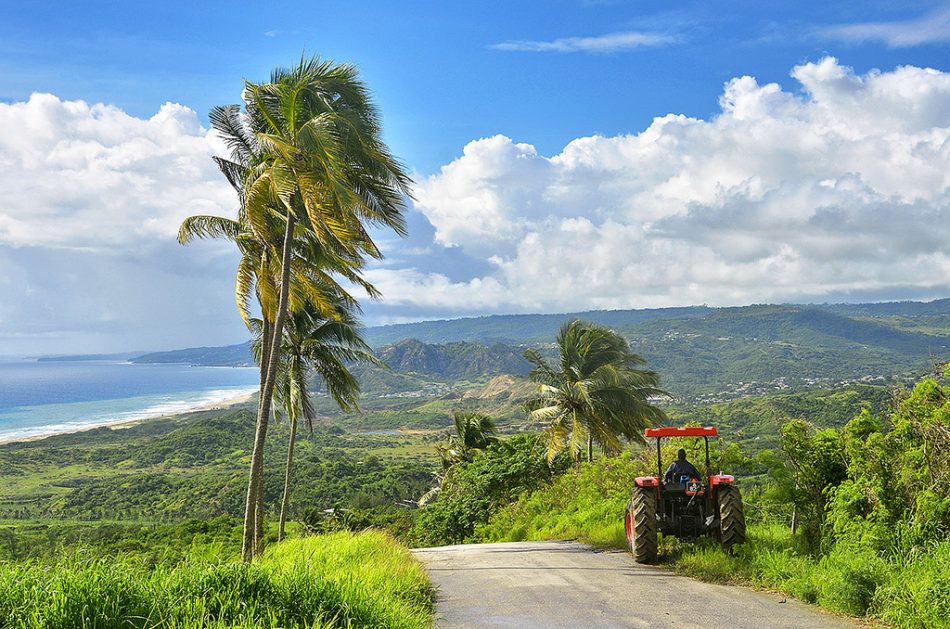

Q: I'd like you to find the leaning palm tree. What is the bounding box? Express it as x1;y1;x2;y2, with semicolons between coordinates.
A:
258;302;379;541
181;56;411;560
180;111;374;554
524;320;669;463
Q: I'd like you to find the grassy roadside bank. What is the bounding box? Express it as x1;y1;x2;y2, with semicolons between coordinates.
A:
0;530;433;628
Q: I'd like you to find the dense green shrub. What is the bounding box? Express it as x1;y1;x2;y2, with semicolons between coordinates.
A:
412;434;568;545
301;505;417;541
478;451;649;547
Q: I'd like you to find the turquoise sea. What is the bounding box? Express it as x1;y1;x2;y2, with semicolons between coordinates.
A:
0;359;259;443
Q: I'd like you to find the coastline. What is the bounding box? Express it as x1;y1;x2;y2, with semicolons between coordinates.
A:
0;388;258;447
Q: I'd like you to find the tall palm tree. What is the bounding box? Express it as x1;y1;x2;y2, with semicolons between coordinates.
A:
524;320;669;463
180;108;373;554
180;56;411;560
259;302;379;541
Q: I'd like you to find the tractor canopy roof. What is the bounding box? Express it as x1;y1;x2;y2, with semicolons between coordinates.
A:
644;426;717;438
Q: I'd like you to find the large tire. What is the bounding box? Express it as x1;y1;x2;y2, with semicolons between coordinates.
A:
625;486;658;564
717;485;746;553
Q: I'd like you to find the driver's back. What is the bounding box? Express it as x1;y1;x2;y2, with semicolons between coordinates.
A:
664;459;700;483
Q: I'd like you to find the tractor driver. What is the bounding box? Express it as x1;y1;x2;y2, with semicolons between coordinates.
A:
664;449;700;484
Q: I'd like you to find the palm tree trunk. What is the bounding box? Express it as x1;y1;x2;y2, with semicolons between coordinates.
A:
278;414;298;541
251;319;272;557
254;472;265;553
258;319;272;416
242;213;295;562
587;435;593;463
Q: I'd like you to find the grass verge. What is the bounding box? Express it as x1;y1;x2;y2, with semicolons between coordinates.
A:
0;530;433;628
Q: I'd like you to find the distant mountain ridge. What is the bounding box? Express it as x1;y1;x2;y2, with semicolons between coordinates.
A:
132;342;254;367
128;299;949;398
361;299;950;347
361;306;711;346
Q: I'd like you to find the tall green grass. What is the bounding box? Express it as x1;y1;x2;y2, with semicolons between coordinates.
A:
0;530;433;628
476;452;643;548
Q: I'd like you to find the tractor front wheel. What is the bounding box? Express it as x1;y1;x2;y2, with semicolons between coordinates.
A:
717;485;746;553
625;486;658;564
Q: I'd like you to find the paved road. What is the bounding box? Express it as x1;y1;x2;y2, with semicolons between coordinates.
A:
413;541;858;629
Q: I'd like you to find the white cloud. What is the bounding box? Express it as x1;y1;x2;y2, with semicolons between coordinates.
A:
0;93;235;251
491;30;676;53
821;4;950;47
0;94;246;353
403;58;950;314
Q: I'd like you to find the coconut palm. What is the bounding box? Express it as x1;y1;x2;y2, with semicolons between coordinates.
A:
179;115;372;554
180;56;411;560
258;302;379;541
524;320;669;463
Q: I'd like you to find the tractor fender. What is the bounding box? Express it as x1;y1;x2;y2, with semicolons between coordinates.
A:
709;474;734;486
634;476;659;487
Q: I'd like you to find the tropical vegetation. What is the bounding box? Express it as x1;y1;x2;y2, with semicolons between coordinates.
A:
416;411;499;507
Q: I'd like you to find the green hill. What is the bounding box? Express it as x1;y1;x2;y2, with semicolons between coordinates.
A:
362;306;710;346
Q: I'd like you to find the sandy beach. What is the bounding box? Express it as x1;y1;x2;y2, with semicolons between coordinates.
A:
0;388;258;447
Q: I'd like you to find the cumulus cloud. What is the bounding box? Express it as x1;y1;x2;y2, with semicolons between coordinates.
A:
0;94;245;353
0;93;235;251
820;4;950;48
491;31;676;53
402;58;950;314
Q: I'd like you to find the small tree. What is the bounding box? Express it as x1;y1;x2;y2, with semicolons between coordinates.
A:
257;303;378;541
438;412;500;468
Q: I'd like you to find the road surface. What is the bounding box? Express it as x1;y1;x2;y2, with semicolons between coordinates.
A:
413;541;859;629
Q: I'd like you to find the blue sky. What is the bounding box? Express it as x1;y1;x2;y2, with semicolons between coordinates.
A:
1;1;949;353
5;1;948;170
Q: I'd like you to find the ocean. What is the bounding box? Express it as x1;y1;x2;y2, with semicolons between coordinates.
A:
0;359;260;443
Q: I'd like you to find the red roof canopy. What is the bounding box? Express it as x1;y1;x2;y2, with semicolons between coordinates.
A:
644;426;717;438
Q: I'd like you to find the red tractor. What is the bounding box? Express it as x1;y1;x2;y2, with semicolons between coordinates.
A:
624;426;745;563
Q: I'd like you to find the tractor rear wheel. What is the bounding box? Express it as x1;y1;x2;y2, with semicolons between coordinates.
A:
625;486;657;563
717;485;746;553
